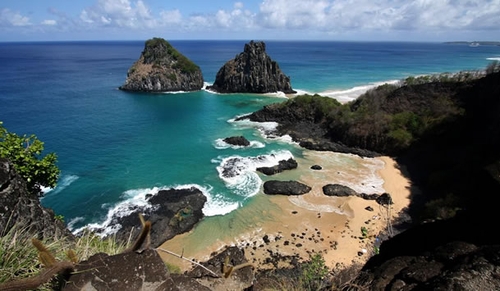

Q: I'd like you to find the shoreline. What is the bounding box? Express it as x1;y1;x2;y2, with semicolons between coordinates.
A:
158;152;412;272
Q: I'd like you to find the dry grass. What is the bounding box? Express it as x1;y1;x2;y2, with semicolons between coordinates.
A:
0;224;127;290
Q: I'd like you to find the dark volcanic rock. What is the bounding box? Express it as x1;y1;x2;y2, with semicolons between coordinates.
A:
311;165;322;170
263;180;311;195
0;158;72;240
207;41;296;94
322;184;358;197
257;158;298;175
223;136;250;147
188;246;254;291
357;242;500;291
237;108;379;158
63;249;178;291
120;38;203;92
109;187;206;247
376;193;393;205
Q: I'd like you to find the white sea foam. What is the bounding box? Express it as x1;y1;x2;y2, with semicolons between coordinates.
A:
72;186;164;236
229;117;298;143
41;174;79;196
215;150;294;199
487;57;500;61
263;91;289;98
72;183;240;235
203;192;240;216
288;196;347;214
67;216;85;232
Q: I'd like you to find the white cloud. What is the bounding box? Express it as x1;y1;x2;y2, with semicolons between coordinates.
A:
159;9;182;25
255;0;500;35
80;0;156;28
41;19;57;26
0;8;31;27
1;0;499;40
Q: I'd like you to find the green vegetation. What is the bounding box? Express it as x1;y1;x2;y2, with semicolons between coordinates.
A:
0;121;60;197
300;254;330;290
270;65;487;154
422;193;463;220
0;225;126;290
360;227;368;238
143;37;200;74
165;262;182;274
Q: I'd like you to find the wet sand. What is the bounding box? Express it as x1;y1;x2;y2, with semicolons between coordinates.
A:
158;152;412;272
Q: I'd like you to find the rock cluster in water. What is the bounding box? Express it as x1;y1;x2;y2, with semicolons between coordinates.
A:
207;41;296;94
120;38;204;92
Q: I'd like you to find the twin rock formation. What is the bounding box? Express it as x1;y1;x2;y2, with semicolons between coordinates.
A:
120;38;295;94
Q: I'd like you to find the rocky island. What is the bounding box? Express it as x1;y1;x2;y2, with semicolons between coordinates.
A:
207;41;296;94
119;38;203;92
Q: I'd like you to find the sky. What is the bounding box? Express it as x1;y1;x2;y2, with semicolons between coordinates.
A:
0;0;499;42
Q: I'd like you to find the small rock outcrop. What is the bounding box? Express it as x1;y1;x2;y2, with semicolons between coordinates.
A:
187;246;254;290
0;158;71;240
311;165;322;170
257;158;298;175
263;180;311;195
207;41;296;94
108;187;206;247
322;184;358;197
120;38;203;92
322;183;387;201
223;136;250;147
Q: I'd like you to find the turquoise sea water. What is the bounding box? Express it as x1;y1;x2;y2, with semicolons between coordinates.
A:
0;41;498;233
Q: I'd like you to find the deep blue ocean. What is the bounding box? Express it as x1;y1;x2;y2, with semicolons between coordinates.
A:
0;40;498;234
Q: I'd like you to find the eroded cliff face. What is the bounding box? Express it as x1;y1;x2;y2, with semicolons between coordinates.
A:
207;41;296;94
0;158;71;239
120;38;204;92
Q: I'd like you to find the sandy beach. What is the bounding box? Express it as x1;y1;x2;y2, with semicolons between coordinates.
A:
158;151;412;272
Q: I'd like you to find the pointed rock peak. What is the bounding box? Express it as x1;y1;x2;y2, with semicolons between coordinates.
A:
207;40;296;94
244;41;266;55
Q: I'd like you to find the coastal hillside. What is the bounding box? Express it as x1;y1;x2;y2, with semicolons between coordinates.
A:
207;41;296;94
119;38;203;92
242;67;500;218
241;68;500;289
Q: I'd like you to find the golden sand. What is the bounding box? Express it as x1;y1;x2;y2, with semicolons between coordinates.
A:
158;152;412;272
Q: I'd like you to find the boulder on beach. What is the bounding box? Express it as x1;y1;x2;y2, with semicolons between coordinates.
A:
322;184;358;197
263;180;311;195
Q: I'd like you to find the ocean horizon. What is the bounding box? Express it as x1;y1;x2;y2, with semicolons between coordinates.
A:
1;40;498;235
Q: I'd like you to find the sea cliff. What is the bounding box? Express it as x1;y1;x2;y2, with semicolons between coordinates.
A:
207;41;296;94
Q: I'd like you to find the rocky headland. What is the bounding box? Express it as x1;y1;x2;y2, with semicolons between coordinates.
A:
243;70;500;289
119;38;203;92
207;41;296;94
103;187;207;248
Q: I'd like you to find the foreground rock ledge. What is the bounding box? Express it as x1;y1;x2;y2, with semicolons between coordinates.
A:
207;41;296;94
120;37;204;92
